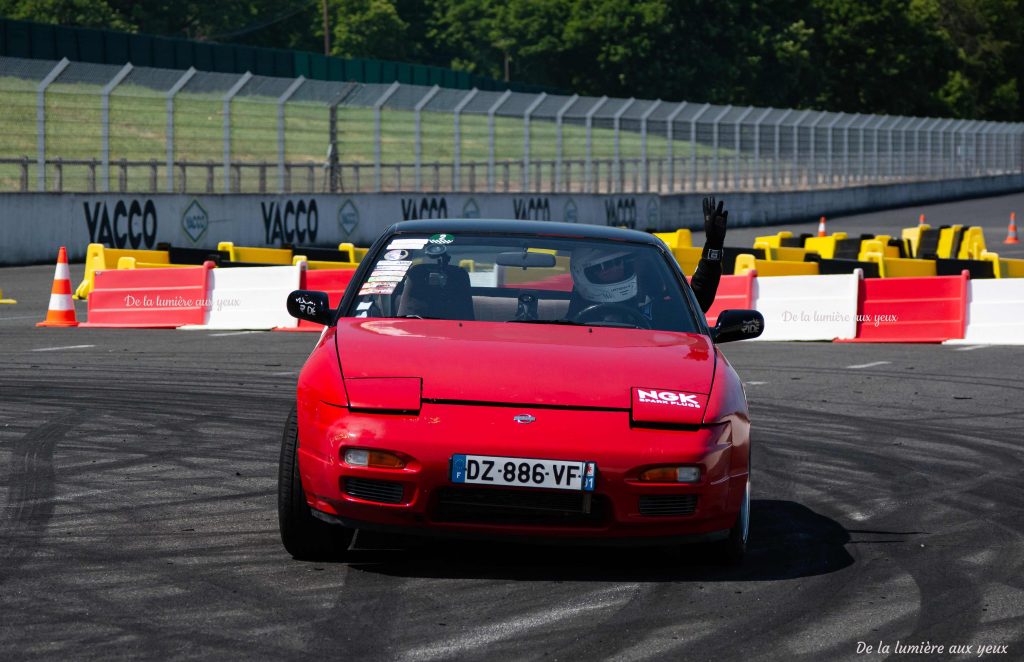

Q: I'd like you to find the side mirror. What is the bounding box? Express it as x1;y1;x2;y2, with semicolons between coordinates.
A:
286;290;333;326
712;309;764;343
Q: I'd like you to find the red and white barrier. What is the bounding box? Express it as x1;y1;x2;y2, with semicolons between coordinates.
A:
183;264;304;330
846;271;968;343
947;279;1024;345
82;263;213;328
751;272;860;341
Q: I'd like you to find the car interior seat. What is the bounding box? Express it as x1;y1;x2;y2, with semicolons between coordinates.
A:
397;264;475;320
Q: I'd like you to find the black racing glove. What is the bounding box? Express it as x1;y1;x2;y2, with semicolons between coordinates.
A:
702;196;728;261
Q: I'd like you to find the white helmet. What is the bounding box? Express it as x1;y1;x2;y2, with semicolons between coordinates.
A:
570;248;637;303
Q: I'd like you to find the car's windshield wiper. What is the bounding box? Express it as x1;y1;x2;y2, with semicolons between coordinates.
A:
397;314;442;320
508;319;587;326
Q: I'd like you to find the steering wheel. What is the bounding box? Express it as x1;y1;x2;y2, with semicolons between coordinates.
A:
572;303;652;329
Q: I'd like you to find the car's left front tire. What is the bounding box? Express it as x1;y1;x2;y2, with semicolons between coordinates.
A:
278;406;354;560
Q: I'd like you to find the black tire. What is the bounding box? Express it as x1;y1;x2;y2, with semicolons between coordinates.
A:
716;477;750;565
278;406;354;560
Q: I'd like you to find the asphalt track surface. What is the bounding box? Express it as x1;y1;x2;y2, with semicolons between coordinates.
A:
1;194;1023;661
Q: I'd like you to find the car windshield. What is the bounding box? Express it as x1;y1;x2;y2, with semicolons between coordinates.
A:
344;233;700;332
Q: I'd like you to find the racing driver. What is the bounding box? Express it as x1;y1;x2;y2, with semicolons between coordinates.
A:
567;196;729;324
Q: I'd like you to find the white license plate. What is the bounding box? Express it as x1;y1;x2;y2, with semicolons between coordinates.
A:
451;454;595;491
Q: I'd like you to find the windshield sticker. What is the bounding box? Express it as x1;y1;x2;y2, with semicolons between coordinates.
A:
384;249;409;261
428;233;455;244
367;275;404;283
359;284;396;296
372;262;411;271
637;389;702;409
387;238;428;249
356;302;372;311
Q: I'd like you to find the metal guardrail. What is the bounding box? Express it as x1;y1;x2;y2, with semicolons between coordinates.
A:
1;55;1022;195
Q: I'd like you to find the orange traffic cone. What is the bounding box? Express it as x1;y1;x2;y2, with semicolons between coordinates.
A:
1005;212;1019;245
817;216;827;237
37;246;79;327
918;213;926;226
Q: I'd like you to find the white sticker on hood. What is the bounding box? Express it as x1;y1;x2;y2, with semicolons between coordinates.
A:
637;389;701;408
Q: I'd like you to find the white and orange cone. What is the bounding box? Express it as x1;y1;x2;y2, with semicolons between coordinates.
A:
37;246;79;327
918;213;926;226
1004;212;1019;245
817;216;827;237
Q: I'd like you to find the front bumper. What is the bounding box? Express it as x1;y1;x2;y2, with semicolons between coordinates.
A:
297;401;747;543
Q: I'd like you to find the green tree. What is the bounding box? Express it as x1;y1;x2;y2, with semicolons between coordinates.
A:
0;0;132;30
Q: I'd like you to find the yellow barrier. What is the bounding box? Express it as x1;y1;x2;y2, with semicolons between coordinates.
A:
338;242;370;263
74;243;173;299
861;252;937;278
753;231;793;249
734;254;818;276
937;225;963;259
803;232;848;259
0;288;16;304
870;235;901;258
901;224;930;256
115;256;195;270
217;241;293;264
958;227;986;259
979;251;1024;278
654;229;693;249
293;256;359;271
671;247;703;274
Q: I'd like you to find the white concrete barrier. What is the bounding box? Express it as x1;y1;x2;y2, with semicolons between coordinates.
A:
751;272;860;341
946;279;1024;345
183;264;303;330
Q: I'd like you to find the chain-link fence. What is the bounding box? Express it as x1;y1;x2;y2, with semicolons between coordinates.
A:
2;56;1023;195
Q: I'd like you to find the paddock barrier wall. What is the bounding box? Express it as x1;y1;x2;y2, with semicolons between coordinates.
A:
2;172;1023;266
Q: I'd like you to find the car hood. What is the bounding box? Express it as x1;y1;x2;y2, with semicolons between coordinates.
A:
335;319;715;409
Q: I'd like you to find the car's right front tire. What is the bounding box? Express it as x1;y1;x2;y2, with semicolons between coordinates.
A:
278;406;354;560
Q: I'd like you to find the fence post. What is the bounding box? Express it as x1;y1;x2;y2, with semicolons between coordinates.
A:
327;82;357;193
414;85;441;193
452;88;478;192
373;81;401;193
732;106;754;190
792;110;811;186
688;103;711;192
554;94;578;193
910;117;927;179
612;98;635;193
584;96;609;193
223;72;253;193
665;101;689;192
166;67;196;192
275;76;305;194
773;109;791;188
36;58;70;192
486;90;513;193
808;112;828;187
100;63;133;193
710;106;731;191
639;100;661;193
751;108;770;190
522;93;546;192
824;112;843;186
841;114;859;185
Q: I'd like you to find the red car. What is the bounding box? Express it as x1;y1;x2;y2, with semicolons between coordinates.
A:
279;220;763;562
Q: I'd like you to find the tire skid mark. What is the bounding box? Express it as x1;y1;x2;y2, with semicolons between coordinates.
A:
0;413;76;586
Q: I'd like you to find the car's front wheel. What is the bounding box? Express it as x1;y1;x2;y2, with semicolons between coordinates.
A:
278;406;354;560
717;477;750;564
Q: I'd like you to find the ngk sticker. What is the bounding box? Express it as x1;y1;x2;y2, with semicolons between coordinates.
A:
637;389;702;408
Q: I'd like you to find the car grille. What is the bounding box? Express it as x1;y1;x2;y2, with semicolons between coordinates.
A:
344;477;404;504
638;494;698;516
434;487;607;526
